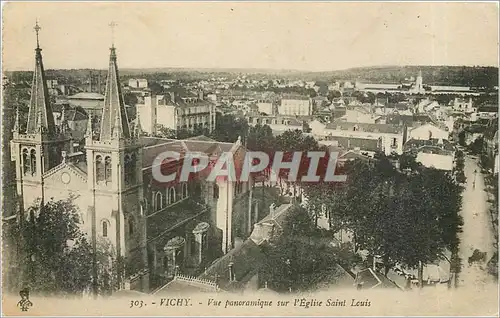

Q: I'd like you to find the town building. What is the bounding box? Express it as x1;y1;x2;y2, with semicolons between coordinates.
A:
278;94;312;116
256;100;274;115
310;121;406;155
407;123;449;141
452;97;475;113
136;91;216;135
246;114;303;135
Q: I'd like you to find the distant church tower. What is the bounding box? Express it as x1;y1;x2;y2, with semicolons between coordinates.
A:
84;37;147;287
10;21;72;214
415;70;424;93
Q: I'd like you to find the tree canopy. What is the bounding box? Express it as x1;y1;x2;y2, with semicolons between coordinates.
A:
302;154;463;275
5;197;121;296
260;206;360;292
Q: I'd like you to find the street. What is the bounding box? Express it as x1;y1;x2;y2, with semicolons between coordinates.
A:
457;156;496;289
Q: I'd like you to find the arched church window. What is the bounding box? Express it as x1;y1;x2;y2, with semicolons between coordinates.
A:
124;153;136;185
30;150;37;176
213;184;219;199
105;156;112;183
170;188;176;204
102;220;108;237
22;149;30;175
129;218;134;236
96;156;104;182
155;192;163;211
182;183;189;199
202;232;208;250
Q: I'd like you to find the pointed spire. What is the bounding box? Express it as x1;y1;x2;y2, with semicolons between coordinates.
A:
99;26;130;141
25;20;56;136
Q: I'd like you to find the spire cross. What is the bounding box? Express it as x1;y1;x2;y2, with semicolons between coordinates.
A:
34;20;41;48
109;21;117;47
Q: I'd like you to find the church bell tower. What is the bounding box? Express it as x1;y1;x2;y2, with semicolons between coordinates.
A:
10;21;71;213
83;23;147;289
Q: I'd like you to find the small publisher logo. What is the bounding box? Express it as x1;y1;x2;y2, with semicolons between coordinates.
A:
17;288;33;312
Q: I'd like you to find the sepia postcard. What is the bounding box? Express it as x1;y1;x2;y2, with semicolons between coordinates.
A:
1;1;499;316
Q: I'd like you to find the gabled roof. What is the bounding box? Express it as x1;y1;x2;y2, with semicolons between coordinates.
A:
68;92;105;100
354;268;400;289
141;137;241;170
66;109;88;121
198;238;265;291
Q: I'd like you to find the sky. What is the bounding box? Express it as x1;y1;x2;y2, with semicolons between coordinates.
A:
2;2;499;72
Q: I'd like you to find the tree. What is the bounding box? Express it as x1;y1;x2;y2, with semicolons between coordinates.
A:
123;92;138;107
399;152;422;171
155;125;177;139
454;150;466;184
327;90;342;102
246;124;275;153
148;82;164;95
210;114;249;142
304;154;463;286
468;136;484;155
6;197;120;296
260;206;360;292
458;130;466;147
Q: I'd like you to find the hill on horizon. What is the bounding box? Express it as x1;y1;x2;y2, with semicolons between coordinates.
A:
5;65;498;87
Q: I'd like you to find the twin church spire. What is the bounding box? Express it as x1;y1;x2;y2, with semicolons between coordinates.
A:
22;20;140;141
25;20;56;136
98;43;131;141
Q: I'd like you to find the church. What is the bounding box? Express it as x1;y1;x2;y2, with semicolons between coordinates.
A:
9;24;275;293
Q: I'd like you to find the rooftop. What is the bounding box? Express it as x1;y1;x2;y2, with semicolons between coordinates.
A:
354;268;400;290
326;122;403;134
404;138;455;153
198;238;266;291
146;198;207;241
153;275;220;295
68;92;105;100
